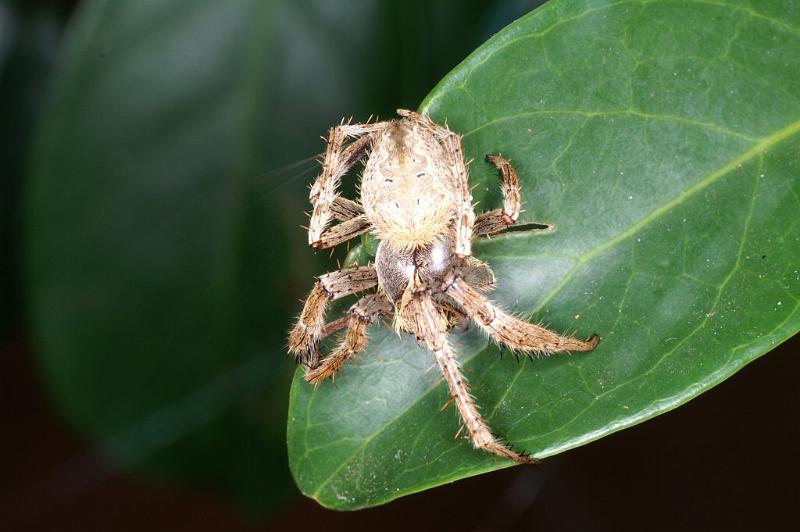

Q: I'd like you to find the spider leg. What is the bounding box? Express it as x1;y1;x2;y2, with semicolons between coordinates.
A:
473;155;526;237
437;301;468;329
308;122;384;247
403;282;536;464
319;315;350;340
436;258;496;333
396;108;475;258
330;196;365;221
445;133;476;258
459;256;497;292
442;273;599;354
311;214;372;249
311;195;371;250
288;265;378;368
305;293;392;385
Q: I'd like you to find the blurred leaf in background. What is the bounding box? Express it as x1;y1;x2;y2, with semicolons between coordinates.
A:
22;0;544;517
0;0;63;337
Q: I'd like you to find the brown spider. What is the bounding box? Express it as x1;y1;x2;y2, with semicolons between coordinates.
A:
288;109;599;463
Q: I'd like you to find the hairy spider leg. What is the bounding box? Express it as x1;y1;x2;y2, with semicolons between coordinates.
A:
330;196;365;220
403;283;537;464
473;155;526;237
308;123;383;248
305;293;392;385
288;266;378;368
311;215;372;249
442;273;599;354
307;196;373;250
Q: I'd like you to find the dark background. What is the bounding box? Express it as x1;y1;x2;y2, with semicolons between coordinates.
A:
2;1;798;531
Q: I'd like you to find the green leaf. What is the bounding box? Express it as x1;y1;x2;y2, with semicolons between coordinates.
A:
288;0;800;510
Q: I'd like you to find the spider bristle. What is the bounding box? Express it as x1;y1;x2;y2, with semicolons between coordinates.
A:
440;396;455;412
503;439;539;464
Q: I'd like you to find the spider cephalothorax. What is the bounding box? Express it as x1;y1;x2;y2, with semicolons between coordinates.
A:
288;109;598;463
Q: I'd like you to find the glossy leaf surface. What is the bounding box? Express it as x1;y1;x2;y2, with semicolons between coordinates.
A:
288;0;800;510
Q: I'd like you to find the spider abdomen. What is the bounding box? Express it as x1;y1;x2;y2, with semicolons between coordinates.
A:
361;120;458;251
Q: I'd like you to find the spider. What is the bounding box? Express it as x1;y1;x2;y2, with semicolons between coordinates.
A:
288;109;599;463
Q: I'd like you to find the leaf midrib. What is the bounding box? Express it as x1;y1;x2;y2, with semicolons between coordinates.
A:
307;116;800;502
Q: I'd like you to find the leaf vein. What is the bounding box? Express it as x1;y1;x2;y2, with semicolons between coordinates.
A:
531;118;800;315
461;109;759;142
522;155;763;445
